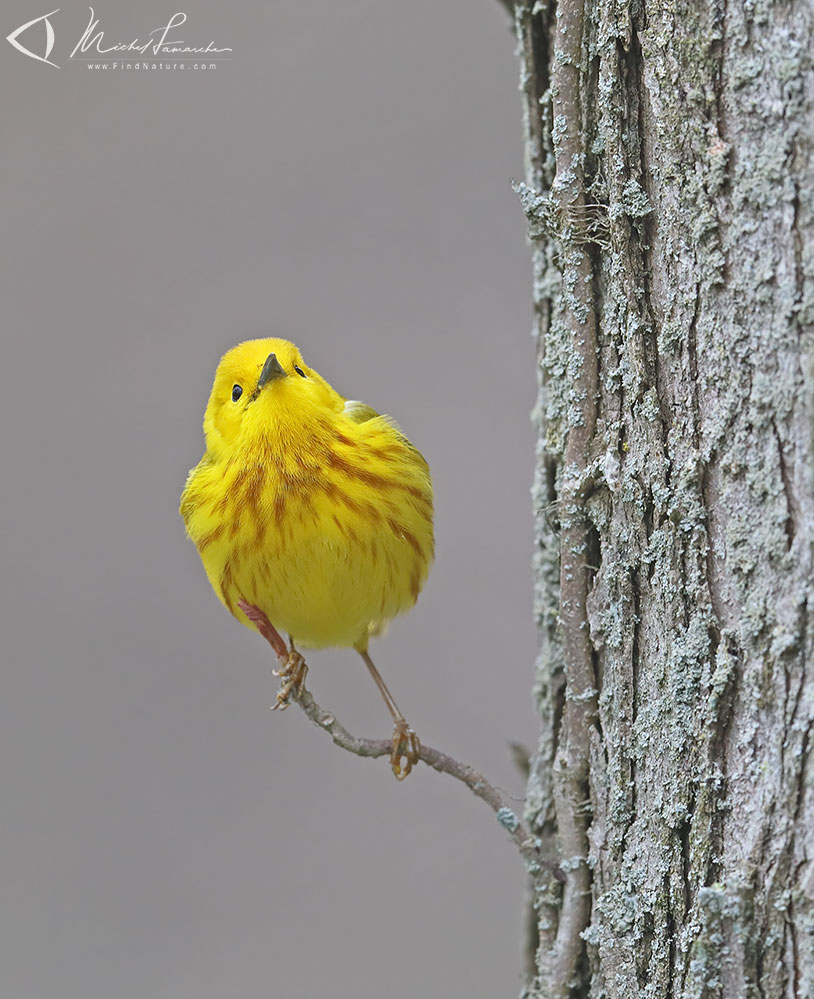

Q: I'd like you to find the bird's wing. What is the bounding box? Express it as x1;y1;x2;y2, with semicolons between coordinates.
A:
179;452;213;528
342;400;429;472
342;399;382;424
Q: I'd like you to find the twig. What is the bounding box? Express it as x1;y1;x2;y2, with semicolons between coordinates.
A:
291;683;562;878
239;598;563;878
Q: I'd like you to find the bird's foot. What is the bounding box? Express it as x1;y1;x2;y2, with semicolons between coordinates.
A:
391;720;420;780
272;649;308;710
237;599;309;708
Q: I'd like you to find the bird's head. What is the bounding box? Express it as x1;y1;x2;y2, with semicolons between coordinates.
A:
202;338;343;453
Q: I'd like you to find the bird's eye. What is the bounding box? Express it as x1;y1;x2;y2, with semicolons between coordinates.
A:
294;365;307;378
231;384;243;402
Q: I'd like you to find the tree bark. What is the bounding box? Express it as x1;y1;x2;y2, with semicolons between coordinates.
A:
512;1;814;996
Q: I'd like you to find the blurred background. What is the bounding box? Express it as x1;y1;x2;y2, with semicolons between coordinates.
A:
0;2;539;996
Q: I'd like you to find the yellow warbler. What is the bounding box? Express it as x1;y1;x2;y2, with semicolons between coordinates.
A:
180;338;434;777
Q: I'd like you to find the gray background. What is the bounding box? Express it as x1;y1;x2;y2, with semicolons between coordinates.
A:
0;2;539;996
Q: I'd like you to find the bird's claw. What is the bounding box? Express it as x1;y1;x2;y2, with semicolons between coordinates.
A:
272;650;308;710
391;720;420;780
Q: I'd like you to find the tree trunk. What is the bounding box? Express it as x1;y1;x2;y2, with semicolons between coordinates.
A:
511;1;814;996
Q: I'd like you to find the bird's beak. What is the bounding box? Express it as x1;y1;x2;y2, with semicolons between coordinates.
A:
257;352;288;390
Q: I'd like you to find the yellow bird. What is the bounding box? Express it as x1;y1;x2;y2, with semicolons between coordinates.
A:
180;338;434;777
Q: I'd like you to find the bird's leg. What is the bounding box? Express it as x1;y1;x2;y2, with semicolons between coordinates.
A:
237;600;308;709
238;599;287;657
358;649;420;780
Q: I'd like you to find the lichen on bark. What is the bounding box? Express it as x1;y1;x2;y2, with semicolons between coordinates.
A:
512;0;814;996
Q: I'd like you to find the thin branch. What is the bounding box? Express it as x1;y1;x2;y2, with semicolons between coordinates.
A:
290;683;562;878
239;598;562;878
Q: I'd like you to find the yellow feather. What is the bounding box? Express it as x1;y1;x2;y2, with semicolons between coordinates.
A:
180;338;434;651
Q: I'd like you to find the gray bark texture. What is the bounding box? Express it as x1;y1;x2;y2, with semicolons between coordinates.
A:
511;0;814;996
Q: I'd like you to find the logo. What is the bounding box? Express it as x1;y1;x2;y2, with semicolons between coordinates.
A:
6;9;60;68
5;8;232;70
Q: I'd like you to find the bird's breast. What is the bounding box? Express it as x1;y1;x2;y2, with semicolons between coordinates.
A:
185;424;434;646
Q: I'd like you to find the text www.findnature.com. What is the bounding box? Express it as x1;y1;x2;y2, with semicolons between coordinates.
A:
83;62;218;70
